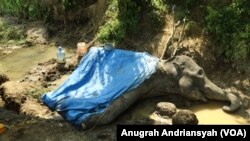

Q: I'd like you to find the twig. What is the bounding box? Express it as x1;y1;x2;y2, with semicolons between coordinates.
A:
171;5;176;45
160;5;179;59
172;17;187;57
86;38;97;49
160;21;180;59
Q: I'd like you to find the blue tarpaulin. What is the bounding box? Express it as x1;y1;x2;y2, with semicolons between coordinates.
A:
42;46;159;126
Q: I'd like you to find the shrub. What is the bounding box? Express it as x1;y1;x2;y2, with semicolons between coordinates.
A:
0;0;49;20
96;0;167;44
205;0;250;61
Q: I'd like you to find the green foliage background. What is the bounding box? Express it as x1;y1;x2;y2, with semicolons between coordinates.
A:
0;0;49;20
0;0;249;62
205;0;250;61
96;0;167;44
0;0;88;21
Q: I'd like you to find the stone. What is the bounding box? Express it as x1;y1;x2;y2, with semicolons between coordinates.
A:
172;110;198;125
155;102;177;117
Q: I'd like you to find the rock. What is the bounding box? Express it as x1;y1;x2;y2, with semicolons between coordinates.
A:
172;110;198;125
155;102;177;117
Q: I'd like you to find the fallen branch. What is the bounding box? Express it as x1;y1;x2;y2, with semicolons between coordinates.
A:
160;21;180;59
86;38;97;49
172;17;187;57
160;5;180;59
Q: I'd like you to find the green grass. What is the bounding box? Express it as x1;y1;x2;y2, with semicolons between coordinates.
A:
0;20;26;45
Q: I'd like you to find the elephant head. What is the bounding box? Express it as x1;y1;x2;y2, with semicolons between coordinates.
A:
158;55;241;112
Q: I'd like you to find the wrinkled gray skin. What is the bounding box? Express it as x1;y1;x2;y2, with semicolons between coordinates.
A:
82;55;241;129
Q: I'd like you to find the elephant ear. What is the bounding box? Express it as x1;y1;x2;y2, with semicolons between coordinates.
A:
179;75;207;101
179;75;193;95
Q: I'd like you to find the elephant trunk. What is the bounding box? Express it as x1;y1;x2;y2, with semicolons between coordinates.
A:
202;77;240;112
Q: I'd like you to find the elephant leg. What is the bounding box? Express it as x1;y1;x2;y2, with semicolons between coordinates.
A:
82;87;144;129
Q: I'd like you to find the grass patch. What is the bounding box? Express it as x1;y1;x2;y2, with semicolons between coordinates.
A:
0;19;26;45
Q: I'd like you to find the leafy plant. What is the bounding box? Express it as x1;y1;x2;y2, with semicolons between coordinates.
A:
96;0;121;43
97;0;167;44
205;0;250;61
146;0;167;27
97;19;125;44
0;0;49;20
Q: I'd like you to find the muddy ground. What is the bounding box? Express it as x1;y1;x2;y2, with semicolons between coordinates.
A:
0;56;201;141
0;47;250;141
0;11;250;140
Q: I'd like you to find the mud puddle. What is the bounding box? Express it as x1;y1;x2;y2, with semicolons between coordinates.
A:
128;100;249;125
0;46;75;80
190;102;250;125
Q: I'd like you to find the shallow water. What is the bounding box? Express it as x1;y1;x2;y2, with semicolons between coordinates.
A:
0;46;75;80
127;100;249;125
127;88;250;124
190;102;250;125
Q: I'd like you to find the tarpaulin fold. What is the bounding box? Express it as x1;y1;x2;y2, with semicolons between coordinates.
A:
42;46;159;126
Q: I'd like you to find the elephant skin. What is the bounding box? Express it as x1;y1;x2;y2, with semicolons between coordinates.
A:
81;55;241;129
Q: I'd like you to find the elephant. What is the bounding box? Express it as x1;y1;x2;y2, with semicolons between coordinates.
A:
79;55;240;129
